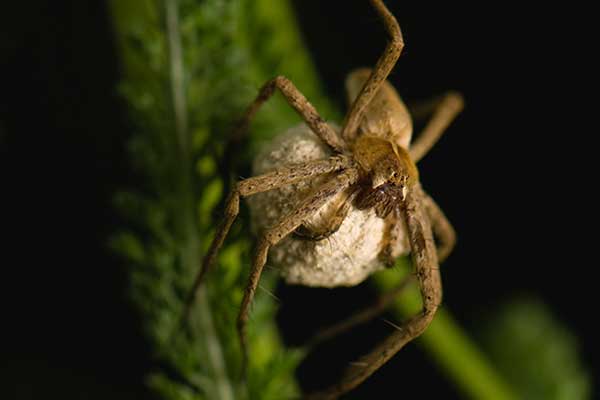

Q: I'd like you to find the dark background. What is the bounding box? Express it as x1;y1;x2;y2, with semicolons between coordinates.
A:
1;1;595;399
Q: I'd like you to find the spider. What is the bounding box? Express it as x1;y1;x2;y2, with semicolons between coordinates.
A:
186;0;463;398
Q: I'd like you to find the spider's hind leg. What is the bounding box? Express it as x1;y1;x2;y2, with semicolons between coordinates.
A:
307;275;415;348
305;189;454;354
305;185;442;400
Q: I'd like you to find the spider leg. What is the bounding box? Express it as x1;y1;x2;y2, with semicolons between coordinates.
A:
409;92;464;163
238;168;360;375
305;184;441;400
184;156;352;320
379;206;406;267
345;68;413;148
303;209;410;348
229;76;345;154
307;275;415;348
293;188;358;241
341;0;404;142
421;190;456;263
305;189;454;350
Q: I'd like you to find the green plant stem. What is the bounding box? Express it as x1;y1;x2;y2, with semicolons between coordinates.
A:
164;0;188;156
195;288;234;400
110;0;236;397
373;267;518;400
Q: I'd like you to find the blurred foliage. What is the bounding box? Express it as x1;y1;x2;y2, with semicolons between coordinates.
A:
479;298;591;400
109;0;335;398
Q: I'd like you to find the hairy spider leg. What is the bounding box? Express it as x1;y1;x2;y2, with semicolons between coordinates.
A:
305;184;442;399
238;168;360;376
228;76;345;155
307;275;415;348
184;156;352;320
409;92;464;163
305;187;455;349
421;190;456;263
341;0;404;142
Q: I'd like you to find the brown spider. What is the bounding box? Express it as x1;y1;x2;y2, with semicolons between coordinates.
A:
186;0;463;398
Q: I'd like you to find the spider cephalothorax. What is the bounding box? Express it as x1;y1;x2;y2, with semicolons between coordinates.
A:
186;0;463;398
352;135;418;217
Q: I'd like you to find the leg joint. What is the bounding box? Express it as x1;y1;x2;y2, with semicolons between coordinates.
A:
390;37;405;52
263;230;281;246
272;75;289;88
444;91;465;112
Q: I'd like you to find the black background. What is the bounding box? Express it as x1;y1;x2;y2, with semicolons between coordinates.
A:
1;1;595;399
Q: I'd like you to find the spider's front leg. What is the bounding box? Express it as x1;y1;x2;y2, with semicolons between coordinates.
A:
184;156;351;319
305;184;441;400
341;0;404;142
238;167;360;374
